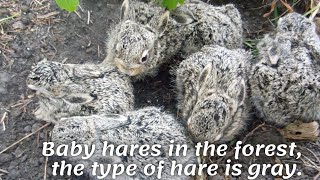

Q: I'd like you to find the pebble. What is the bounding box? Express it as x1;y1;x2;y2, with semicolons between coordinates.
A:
11;43;22;52
8;170;19;179
39;132;45;139
31;123;41;133
8;161;18;171
21;16;32;25
27;12;35;20
21;5;29;13
13;147;24;158
47;166;53;175
24;125;31;132
12;21;25;29
30;157;42;166
0;153;14;164
20;154;28;162
39;157;44;163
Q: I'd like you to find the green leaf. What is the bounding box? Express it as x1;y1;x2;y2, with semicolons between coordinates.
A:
55;0;79;12
162;0;185;10
162;0;178;10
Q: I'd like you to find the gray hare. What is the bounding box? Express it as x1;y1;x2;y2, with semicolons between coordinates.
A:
52;106;197;179
250;12;320;127
176;45;250;143
27;60;134;123
103;0;243;78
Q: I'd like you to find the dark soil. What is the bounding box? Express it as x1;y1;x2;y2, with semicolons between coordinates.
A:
0;0;319;179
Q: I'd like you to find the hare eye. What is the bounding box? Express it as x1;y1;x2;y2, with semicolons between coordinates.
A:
30;76;40;81
140;50;149;64
65;93;94;104
68;97;87;103
141;55;148;63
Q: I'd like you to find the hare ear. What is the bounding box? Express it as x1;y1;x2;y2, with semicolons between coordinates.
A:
97;114;130;129
223;4;240;19
171;7;196;24
120;0;130;21
103;114;128;122
65;93;95;104
227;78;246;106
158;11;170;36
267;46;280;66
197;62;217;95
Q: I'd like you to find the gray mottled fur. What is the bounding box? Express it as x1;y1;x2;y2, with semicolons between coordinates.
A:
176;45;250;143
249;12;320;127
103;0;243;78
27;60;134;123
52;106;197;179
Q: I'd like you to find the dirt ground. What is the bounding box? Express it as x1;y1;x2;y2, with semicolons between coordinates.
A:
0;0;319;179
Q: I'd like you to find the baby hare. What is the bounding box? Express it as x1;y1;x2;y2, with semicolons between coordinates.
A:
176;45;250;143
103;0;243;78
250;12;320;127
27;60;134;123
52;106;197;179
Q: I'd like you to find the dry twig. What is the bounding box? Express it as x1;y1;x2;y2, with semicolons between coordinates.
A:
37;11;60;19
0;112;8;131
0;169;8;174
0;122;50;155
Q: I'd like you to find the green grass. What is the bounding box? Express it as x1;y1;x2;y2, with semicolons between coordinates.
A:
0;13;20;25
243;39;260;59
304;1;320;16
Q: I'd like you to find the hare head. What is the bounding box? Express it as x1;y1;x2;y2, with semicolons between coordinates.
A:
26;59;70;92
27;60;134;123
104;0;170;77
187;62;246;143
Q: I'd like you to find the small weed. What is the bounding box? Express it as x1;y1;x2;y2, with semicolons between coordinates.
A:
243;39;260;59
158;0;185;10
54;0;185;13
263;0;320;21
55;0;79;12
0;13;20;25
